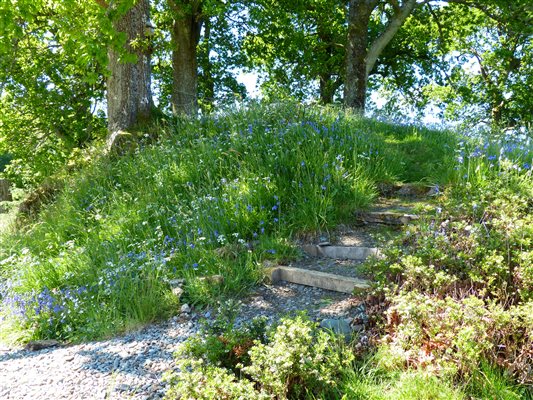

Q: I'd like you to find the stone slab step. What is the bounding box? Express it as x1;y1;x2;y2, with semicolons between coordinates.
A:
267;266;371;294
358;211;419;225
302;244;381;260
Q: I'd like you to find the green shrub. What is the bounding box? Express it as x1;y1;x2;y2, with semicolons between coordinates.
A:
164;360;266;400
177;301;268;371
166;314;355;400
242;314;354;398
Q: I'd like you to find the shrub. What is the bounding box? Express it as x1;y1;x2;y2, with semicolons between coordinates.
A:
165;314;355;400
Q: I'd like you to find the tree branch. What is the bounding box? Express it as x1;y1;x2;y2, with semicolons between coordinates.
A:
93;0;109;8
366;0;418;77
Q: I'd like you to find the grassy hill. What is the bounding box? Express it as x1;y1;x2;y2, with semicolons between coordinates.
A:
0;102;460;341
0;101;531;397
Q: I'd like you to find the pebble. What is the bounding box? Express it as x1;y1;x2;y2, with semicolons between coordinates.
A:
0;280;368;399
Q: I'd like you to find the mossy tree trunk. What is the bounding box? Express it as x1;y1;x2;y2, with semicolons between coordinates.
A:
106;0;153;134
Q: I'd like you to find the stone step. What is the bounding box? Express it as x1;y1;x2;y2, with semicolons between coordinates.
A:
358;211;419;225
266;266;371;294
302;244;381;260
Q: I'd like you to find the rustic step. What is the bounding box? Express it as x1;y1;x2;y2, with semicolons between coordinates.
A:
358;211;419;225
302;244;381;260
266;266;371;294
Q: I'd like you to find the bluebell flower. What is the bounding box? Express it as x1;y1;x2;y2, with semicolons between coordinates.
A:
470;147;483;158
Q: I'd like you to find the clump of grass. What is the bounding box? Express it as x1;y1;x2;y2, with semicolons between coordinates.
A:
0;101;461;342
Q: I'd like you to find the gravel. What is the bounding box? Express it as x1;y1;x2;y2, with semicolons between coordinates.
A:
0;281;364;400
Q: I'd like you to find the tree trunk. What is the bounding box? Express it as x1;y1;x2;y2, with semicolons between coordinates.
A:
319;74;334;104
365;0;417;77
106;0;153;133
319;74;343;104
199;17;215;112
344;0;374;112
344;0;418;113
169;1;203;117
0;179;12;202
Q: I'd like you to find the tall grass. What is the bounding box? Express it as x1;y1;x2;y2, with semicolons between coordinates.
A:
0;101;464;341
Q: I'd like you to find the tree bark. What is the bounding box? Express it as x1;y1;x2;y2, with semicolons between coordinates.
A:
199;17;215;112
169;0;203;117
317;21;342;104
106;0;153;133
344;0;375;112
0;179;12;202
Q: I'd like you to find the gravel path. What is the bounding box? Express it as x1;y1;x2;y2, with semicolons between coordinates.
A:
0;281;361;400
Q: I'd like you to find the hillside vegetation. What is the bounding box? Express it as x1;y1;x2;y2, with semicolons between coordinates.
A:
0;102;531;398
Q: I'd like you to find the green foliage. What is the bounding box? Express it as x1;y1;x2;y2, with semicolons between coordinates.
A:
344;369;466;400
0;153;12;173
166;314;354;400
177;300;268;371
0;0;110;186
244;0;346;103
165;361;265;400
242;314;354;398
380;1;533;131
151;0;247;114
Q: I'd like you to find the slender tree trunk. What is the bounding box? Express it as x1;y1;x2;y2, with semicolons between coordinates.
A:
106;0;153;133
199;17;215;112
319;74;334;104
344;0;374;112
169;1;203;117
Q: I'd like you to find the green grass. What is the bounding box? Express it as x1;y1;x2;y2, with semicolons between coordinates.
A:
342;364;530;400
338;345;531;400
0;101;529;344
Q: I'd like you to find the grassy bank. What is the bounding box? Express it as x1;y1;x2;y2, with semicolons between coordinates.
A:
0;102;462;342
